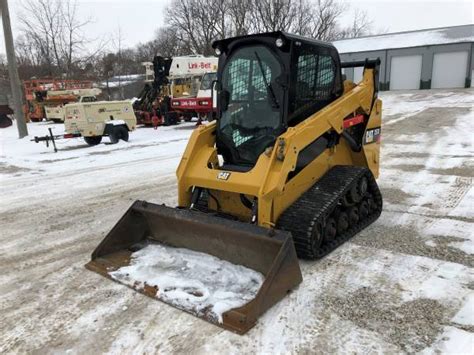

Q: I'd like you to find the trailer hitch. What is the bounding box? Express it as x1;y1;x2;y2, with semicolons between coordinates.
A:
32;128;81;153
32;128;58;152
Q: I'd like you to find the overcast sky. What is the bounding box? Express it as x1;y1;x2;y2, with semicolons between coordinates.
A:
1;0;473;56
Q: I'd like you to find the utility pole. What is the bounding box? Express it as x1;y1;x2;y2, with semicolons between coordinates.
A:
1;0;28;138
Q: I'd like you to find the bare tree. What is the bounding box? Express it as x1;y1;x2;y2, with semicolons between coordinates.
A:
227;0;253;36
17;0;97;77
154;27;189;57
164;0;370;56
13;0;375;82
112;25;125;99
252;0;298;33
101;53;115;100
335;9;372;39
60;0;95;76
166;0;228;55
301;0;344;40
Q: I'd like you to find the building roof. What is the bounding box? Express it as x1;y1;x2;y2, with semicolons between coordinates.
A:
332;24;474;54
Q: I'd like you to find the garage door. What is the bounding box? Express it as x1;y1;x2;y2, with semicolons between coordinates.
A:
390;55;422;90
431;52;469;88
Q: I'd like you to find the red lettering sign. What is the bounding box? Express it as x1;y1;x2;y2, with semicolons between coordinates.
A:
188;62;212;70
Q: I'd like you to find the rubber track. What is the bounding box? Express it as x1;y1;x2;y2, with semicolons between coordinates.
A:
276;165;383;259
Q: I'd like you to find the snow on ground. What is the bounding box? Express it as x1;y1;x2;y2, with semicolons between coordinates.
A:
0;120;195;211
422;327;474;355
452;293;474;327
109;243;264;324
0;89;473;354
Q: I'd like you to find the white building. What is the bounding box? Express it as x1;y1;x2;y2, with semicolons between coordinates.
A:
333;24;474;90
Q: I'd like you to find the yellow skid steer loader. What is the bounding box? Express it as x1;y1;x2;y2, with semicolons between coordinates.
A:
86;31;382;334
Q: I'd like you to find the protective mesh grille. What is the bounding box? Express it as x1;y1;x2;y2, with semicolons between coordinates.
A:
232;130;253;147
296;54;317;87
315;56;334;98
295;54;334;101
228;59;249;101
252;63;272;96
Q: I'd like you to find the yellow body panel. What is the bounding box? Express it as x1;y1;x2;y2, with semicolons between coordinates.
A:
176;69;381;228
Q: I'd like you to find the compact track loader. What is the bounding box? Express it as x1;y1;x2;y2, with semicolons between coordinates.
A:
86;31;382;334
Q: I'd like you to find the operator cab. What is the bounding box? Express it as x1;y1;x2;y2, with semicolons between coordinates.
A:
212;31;343;168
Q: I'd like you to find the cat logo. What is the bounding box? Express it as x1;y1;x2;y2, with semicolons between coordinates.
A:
217;171;231;180
364;127;381;144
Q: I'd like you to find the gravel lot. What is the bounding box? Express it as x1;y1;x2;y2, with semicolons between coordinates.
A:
0;89;472;354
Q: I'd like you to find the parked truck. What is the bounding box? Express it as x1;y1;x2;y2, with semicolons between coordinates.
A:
23;79;95;122
133;55;218;126
170;71;217;122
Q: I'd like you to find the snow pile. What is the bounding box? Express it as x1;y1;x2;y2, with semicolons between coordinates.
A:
109;243;264;323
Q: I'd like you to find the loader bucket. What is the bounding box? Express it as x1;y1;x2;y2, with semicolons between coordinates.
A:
85;200;302;334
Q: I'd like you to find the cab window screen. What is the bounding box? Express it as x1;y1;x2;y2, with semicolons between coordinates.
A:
218;45;282;165
289;50;337;124
296;53;334;99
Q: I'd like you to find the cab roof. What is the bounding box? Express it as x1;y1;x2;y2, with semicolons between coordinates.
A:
212;31;337;52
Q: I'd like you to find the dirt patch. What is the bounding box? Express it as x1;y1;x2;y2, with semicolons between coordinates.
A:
324;288;448;352
385;107;471;136
381;187;415;205
386;140;420;145
386;152;430;159
443;176;472;209
387;164;426;172
174;125;199;131
353;223;474;268
40;144;90;153
87;150;112;156
429;166;474;178
0;162;33;175
39;157;78;163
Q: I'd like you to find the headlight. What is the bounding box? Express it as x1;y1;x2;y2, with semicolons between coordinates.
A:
215;47;222;56
199;101;210;106
172;101;180;106
275;38;284;48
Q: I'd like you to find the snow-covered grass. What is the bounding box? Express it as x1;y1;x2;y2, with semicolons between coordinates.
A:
0;89;472;353
109;243;264;324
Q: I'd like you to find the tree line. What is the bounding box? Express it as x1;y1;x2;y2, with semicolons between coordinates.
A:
4;0;373;82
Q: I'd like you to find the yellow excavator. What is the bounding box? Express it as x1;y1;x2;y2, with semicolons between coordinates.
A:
86;31;382;334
